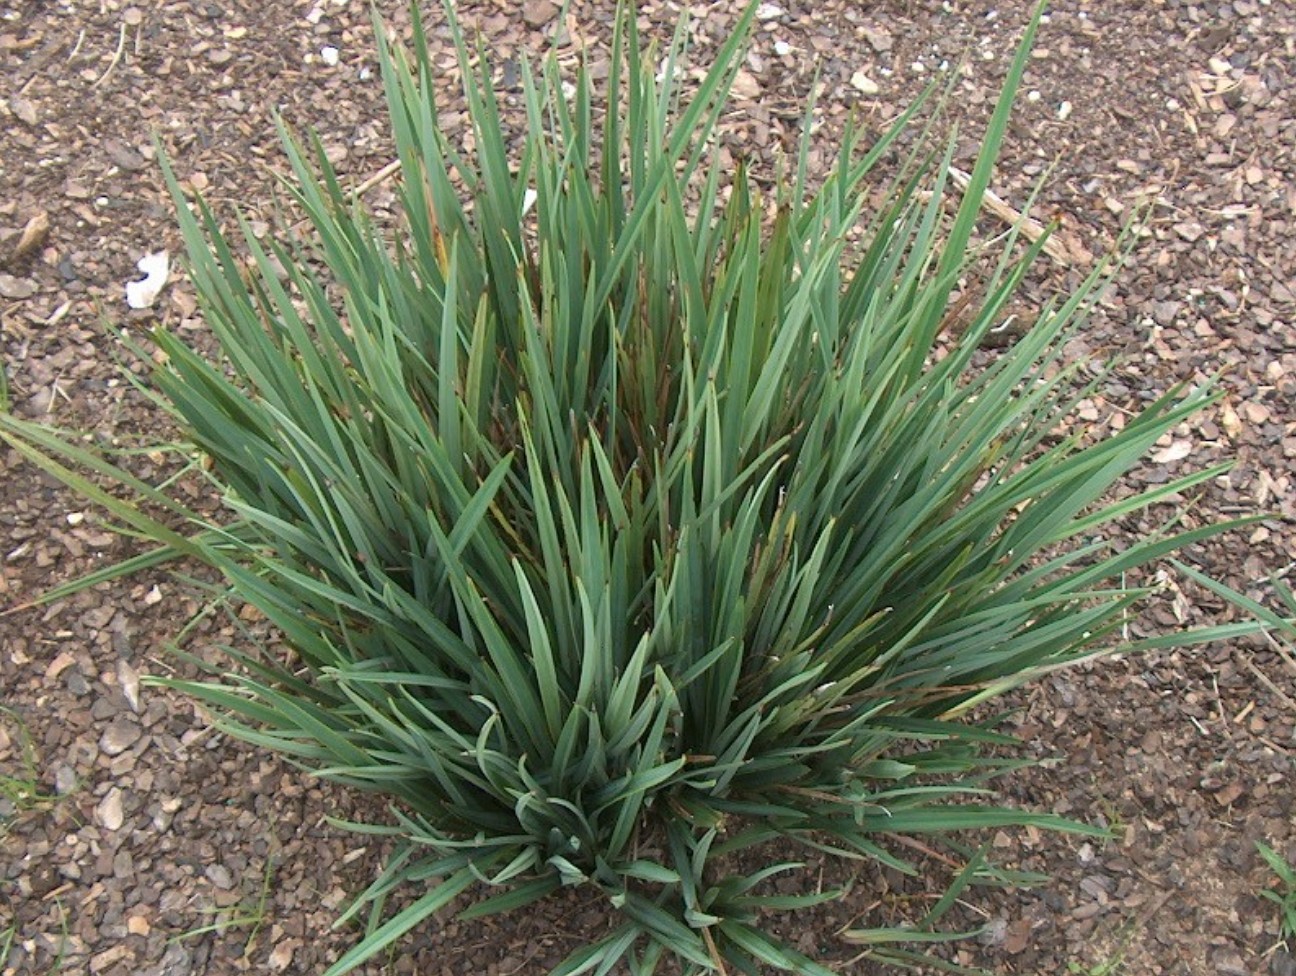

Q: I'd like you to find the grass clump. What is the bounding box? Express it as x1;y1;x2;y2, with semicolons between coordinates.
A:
0;707;62;838
1257;841;1296;945
1195;575;1296;950
0;2;1276;973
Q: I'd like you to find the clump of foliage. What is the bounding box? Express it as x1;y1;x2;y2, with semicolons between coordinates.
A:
1257;841;1296;945
1;2;1270;973
1186;572;1296;948
0;708;61;838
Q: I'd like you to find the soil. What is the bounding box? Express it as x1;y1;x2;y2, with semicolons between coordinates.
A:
1;1;1294;975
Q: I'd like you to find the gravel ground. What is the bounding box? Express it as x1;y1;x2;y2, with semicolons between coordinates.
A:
2;0;1294;974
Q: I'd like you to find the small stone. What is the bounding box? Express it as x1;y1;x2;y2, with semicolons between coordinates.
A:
207;48;232;66
1071;900;1103;920
103;138;146;171
268;940;297;971
0;274;35;299
864;27;893;52
1242;401;1270;424
118;660;142;712
1173;221;1205;242
45;651;77;680
97;788;125;831
1152;299;1182;326
1213;781;1245;806
731;69;761;99
1151;440;1192;464
54;765;77;795
1003;917;1033;954
127;915;151;936
320;45;339;66
850;70;879;95
773;39;791;57
755;1;785;18
100;717;142;756
147;943;193;976
206;863;235;889
1214;950;1247;976
521;0;558;27
978;917;1007;945
1270;949;1296;976
1220;403;1242;438
9;94;37;126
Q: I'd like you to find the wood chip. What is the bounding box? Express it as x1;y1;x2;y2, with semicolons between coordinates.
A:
8;210;50;266
946;166;1078;266
9;94;37;126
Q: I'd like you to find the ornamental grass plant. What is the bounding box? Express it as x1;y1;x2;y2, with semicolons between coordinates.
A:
0;2;1273;973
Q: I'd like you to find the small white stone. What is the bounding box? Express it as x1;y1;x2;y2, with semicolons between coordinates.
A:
850;70;879;95
97;788;125;831
320;45;340;67
773;40;791;56
269;940;296;971
1058;100;1073;121
118;659;142;713
206;864;235;890
755;2;785;19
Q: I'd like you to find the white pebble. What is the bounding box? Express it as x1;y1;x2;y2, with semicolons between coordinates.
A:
97;788;125;832
321;45;339;67
1058;100;1073;121
850;71;879;95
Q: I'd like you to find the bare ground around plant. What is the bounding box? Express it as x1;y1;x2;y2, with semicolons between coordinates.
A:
2;1;1294;974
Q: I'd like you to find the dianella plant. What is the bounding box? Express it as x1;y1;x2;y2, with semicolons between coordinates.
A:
0;1;1274;973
